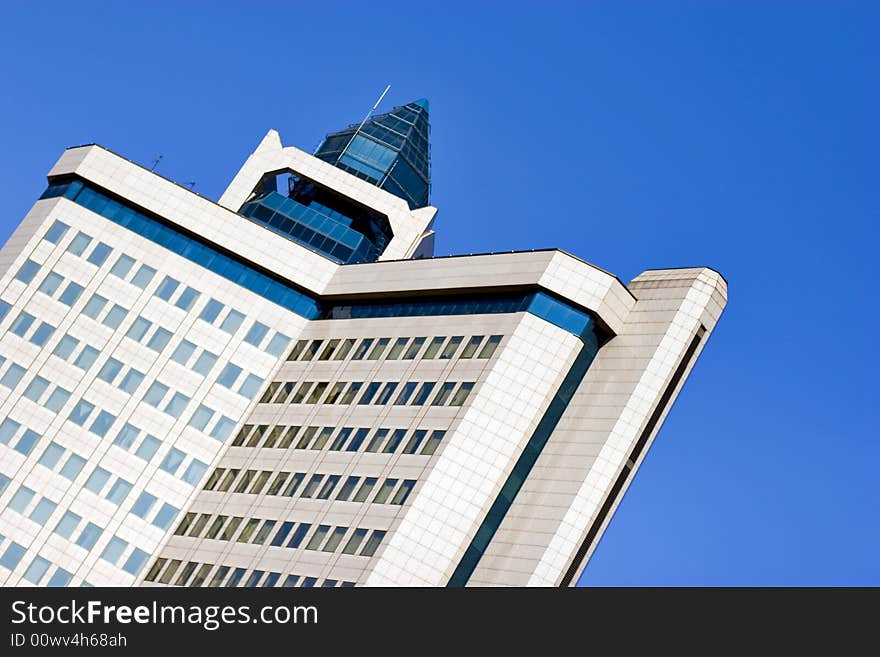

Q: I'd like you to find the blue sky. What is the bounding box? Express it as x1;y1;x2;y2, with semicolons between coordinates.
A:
1;2;877;585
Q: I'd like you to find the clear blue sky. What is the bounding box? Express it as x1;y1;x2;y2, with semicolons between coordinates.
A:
1;2;876;585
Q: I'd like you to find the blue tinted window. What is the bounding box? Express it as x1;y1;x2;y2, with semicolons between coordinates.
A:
9;311;35;337
143;382;169;407
68;399;95;426
217;364;242;388
38;442;65;468
199;299;224;323
0;418;21;444
131;491;157;518
135;435;161;461
175;286;200;311
81;294;107;319
146;327;172;352
238;374;263;398
164;392;190;418
192;350;217;375
123;548;149;576
101;537;128;564
54;511;82;539
170;339;196;365
47;568;73;587
188;405;214;431
89;410;116;437
159;448;185;475
67;231;92;255
15;429;41;456
15;259;40;284
106;479;132;505
97;358;124;384
181;459;207;485
219;309;245;333
209;416;235;442
59;454;86;480
126;316;152;341
38;271;64;296
130;264;156;289
0;542;27;570
8;486;35;513
152;503;178;529
76;522;103;550
102;304;128;329
154;276;179;301
73;345;100;370
44;220;69;244
86;242;112;266
84;467;111;494
30;322;55;346
110;254;136;279
243;321;269;347
22;556;51;584
265;332;290;357
113;424;140;449
58;282;84;306
53;334;79;359
30;498;58;525
0;363;26;388
118;369;145;394
23;376;50;403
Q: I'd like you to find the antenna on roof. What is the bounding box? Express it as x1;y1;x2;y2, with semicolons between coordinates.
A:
150;154;163;171
335;84;391;165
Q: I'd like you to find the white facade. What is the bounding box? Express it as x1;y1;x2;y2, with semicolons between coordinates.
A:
0;127;725;588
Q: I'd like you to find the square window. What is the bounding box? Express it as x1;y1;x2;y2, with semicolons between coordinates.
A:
118;369;145;394
30;322;56;346
153;503;179;529
135;435;161;461
67;231;92;256
238;374;263;398
265;332;290;357
154;276;180;301
84;467;111;494
217;363;242;388
86;242;112;267
243;321;269;347
0;542;26;570
0;418;21;445
101;537;128;564
8;486;36;513
164;392;190;418
38;442;65;468
126;316;152;342
68;399;95;426
199;298;224;324
97;358;124;384
45;387;71;413
146;327;172;352
192;350;217;375
0;363;26;388
59;454;86;480
123;548;149;576
159;448;185;475
131;492;157;518
170;340;196;365
81;294;108;319
22;556;51;584
73;345;100;370
15;429;41;456
175;286;200;311
219;309;245;333
47;568;73;587
44;220;69;244
25;497;55;528
113;423;140;450
209;416;235;442
143;382;169;407
58;282;84;306
23;376;50;403
106;479;132;505
181;459;207;485
88;410;116;437
37;271;64;296
102;304;128;329
54;511;82;539
53;334;79;360
9;311;35;337
188;405;214;431
130;264;156;289
110;254;136;279
15;259;40;284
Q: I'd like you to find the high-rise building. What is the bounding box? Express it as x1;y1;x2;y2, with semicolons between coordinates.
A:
0;100;726;588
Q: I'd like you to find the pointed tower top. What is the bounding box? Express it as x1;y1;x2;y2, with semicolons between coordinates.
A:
314;98;431;209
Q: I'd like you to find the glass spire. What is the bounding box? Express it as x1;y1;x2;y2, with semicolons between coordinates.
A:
314;99;431;209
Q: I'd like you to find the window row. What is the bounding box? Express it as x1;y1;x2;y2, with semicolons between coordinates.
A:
231;424;446;456
0;417;41;457
144;557;354;588
259;379;475;408
172;511;386;558
0;543;81;586
203;466;417;506
6;310;56;347
287;334;502;364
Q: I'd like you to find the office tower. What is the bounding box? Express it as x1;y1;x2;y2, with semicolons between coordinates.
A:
0;100;726;587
